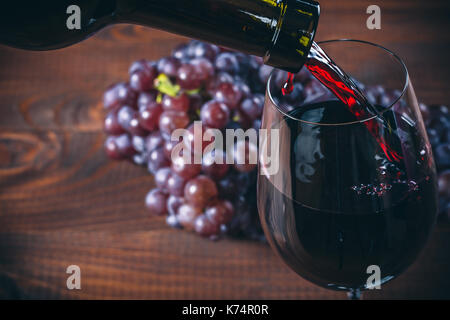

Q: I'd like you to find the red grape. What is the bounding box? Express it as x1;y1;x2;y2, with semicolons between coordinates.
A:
144;131;164;153
214;82;242;109
104;110;124;135
145;188;168;215
138;101;163;131
205;199;234;225
132;153;148;166
104;83;137;110
138;91;158;110
258;65;273;84
235;81;251;99
132;135;145;153
171;154;202;180
187;41;219;61
252;93;265;107
155;167;172;193
128;113;148;136
103;84;120;110
214;52;240;74
206;72;234;96
167;195;186;216
129;59;152;74
419;103;430;124
202;149;229;180
215;72;234;84
176;63;203;90
253;119;262;130
435;144;450;171
163;139;180;159
233;140;258;173
162;93;190;112
167;172;187;197
158;110;190;138
182;122;212;156
191;58;214;81
104;136;123;160
234;110;252;130
438;171;450;199
251;55;263;66
115;133;136;157
184;175;218;207
116;105;147;136
172;43;190;61
217;175;238;199
130;65;157;91
148;147;170;173
117;105;136;132
166;214;181;228
157;57;181;77
239;96;263;121
177;203;203;231
194;214;220;237
116;83;137;108
200;100;230;129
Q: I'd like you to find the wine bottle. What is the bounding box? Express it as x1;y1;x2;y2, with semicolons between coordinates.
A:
0;0;319;72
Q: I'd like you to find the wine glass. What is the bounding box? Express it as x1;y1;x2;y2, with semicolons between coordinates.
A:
257;40;438;299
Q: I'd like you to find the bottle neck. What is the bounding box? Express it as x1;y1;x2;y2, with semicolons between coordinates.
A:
264;0;320;72
117;0;319;72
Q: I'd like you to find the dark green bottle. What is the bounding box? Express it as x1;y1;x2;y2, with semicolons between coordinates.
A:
0;0;319;72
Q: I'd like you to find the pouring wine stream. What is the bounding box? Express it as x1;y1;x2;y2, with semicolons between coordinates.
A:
283;42;402;163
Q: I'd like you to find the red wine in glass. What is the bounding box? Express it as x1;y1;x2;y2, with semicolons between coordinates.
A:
258;98;437;291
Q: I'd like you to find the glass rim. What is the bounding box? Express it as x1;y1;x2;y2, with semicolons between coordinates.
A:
266;39;410;126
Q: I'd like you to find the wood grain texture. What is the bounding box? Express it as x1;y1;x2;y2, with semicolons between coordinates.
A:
0;0;449;299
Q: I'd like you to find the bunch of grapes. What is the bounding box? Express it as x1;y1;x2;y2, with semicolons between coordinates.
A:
102;40;275;241
419;104;450;220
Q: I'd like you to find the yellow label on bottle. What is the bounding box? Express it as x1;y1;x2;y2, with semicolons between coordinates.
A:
297;9;313;16
299;36;310;47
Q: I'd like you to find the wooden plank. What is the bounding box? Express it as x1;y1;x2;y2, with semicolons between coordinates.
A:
0;227;448;299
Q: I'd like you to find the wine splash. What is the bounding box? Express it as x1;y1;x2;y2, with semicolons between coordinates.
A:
282;72;295;95
283;42;402;162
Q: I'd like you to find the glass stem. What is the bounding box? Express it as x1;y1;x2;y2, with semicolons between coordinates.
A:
347;288;362;300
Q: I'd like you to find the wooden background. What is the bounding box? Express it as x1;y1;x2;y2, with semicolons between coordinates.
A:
0;0;449;299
